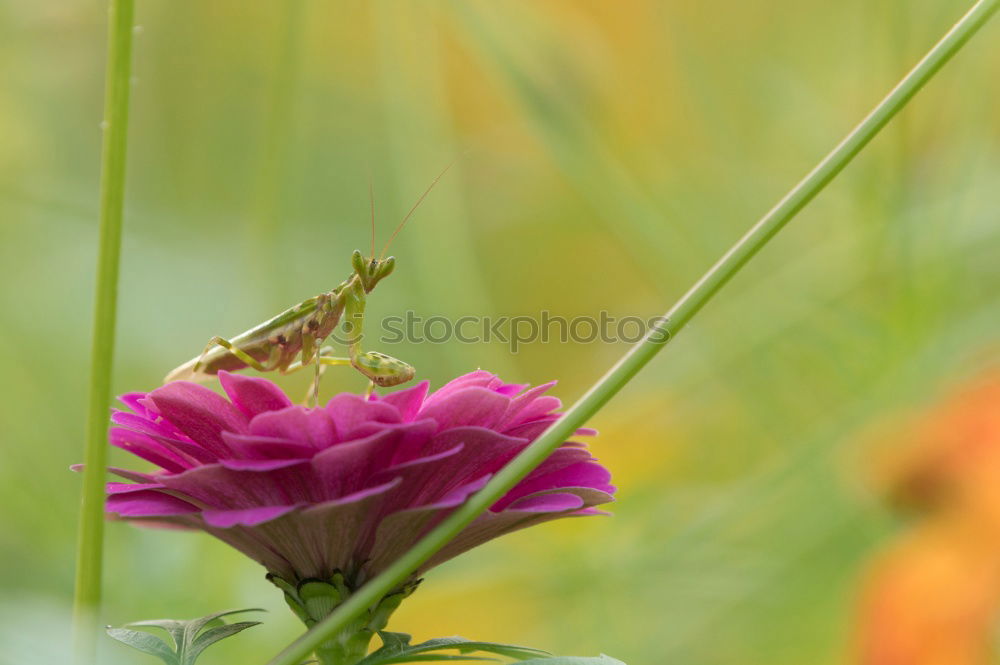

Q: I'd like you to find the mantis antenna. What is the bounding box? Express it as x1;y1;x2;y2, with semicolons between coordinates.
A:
379;161;454;260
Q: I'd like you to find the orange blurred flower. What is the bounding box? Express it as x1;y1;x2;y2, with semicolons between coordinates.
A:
856;371;1000;665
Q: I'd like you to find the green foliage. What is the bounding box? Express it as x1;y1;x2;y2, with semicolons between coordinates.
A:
356;632;624;665
518;659;624;665
106;608;264;665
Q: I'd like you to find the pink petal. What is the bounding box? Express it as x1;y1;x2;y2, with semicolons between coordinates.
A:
112;410;187;443
495;382;528;396
109;427;190;473
366;475;491;571
118;392;155;418
159;460;315;509
394;425;526;466
145;432;219;464
502;416;560;440
424;371;498;403
374;444;465;513
526;446;595;476
219;371;293;418
310;426;417;499
202;504;298;527
107;482;164;494
418;386;510;431
379;428;529;511
248;406;335;449
507;492;585;513
494;461;615;510
221;432;317;460
107;490;200;517
495;382;556;428
218;458;309;471
378;381;429;422
326;394;402;439
149;382;249;457
503;395;562;428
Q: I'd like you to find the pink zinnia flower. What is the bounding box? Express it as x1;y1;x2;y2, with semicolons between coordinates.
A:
103;370;615;587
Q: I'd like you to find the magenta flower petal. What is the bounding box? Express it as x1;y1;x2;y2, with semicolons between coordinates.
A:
366;475;494;572
310;425;429;498
218;370;293;418
218;457;310;472
378;380;429;421
160;462;312;509
101;370;615;584
118;392;154;418
248;406;336;449
107;490;200;517
508;492;585;512
107;482;164;494
494;461;615;510
326;394;402;438
418;387;510;430
109;427;190;472
220;432;317;461
496;382;557;427
148;382;249;457
202;504;298;528
106;466;158;483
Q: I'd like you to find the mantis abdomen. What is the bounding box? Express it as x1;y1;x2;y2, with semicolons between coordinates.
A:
164;291;345;383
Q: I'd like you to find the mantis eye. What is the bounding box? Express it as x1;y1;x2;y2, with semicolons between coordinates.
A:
375;257;396;280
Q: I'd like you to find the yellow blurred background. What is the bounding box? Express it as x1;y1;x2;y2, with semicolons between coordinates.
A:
1;1;998;663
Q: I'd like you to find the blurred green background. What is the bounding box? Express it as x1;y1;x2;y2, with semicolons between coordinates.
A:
1;1;998;663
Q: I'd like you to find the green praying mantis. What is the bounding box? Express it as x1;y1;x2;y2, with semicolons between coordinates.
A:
164;173;448;401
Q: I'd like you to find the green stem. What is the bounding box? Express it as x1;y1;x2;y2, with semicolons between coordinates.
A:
267;2;998;664
72;0;136;662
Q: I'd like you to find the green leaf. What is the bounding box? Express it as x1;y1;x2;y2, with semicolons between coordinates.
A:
361;634;606;665
124;619;187;650
106;608;264;665
517;657;626;665
179;608;264;665
361;653;500;665
186;621;263;665
413;638;548;659
367;657;499;664
106;628;178;665
379;631;414;649
358;633;627;665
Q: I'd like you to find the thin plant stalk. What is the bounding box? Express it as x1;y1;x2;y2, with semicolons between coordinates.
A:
266;1;998;663
72;0;136;662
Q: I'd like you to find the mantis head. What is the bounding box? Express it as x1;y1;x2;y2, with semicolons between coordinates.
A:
352;249;396;293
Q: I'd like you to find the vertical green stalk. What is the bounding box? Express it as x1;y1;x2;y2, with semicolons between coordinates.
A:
266;1;997;663
72;0;136;662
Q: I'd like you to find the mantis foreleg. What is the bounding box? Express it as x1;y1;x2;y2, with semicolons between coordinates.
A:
343;283;415;388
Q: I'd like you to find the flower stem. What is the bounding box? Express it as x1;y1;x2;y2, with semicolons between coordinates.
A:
72;0;136;662
266;2;998;664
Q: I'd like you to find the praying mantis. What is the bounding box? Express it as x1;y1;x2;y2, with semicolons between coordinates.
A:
164;172;448;400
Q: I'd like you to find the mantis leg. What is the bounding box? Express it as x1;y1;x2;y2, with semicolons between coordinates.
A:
194;336;281;373
282;348;352;374
343;283;416;388
310;355;358;405
285;350;352;406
